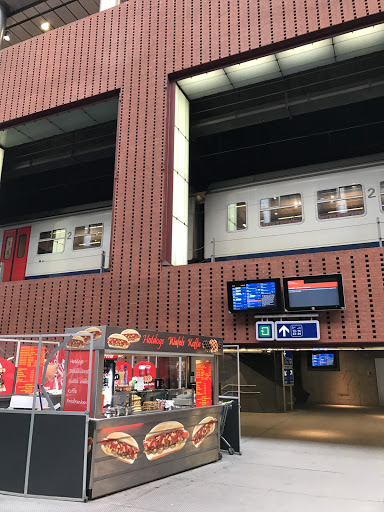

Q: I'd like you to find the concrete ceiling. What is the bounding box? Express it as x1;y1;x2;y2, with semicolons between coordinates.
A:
1;0;126;48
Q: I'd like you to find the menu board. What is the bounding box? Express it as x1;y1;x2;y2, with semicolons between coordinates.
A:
15;346;45;394
64;351;93;412
196;360;212;407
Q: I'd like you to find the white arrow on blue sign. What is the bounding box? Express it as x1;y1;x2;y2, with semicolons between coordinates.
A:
275;321;320;341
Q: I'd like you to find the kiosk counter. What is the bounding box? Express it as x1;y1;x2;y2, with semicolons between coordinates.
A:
0;327;224;501
76;326;223;499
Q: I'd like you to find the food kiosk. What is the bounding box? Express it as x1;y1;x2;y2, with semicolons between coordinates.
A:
0;326;223;501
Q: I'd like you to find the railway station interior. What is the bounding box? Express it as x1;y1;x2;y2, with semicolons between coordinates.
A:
1;0;384;509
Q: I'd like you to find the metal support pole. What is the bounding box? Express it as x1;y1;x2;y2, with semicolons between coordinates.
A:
0;1;7;46
281;352;286;413
377;217;382;247
86;334;94;415
178;356;182;388
23;336;43;494
211;237;215;263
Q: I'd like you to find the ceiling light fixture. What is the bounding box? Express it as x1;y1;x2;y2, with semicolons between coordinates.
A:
41;22;50;31
3;31;10;42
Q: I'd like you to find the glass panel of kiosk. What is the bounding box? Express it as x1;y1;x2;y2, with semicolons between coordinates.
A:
100;352;213;418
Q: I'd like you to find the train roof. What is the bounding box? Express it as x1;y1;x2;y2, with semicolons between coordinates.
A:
205;153;384;194
0;200;112;228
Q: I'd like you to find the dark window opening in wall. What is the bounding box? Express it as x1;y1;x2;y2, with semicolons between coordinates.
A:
0;95;118;280
0;97;118;225
181;48;384;263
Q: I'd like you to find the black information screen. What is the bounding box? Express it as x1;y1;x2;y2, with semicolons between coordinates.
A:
228;279;281;313
283;274;345;311
309;352;339;371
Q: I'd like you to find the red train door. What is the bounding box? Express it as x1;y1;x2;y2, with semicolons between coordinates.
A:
0;226;31;282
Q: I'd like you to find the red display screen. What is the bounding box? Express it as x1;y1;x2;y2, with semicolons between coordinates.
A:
283;274;345;311
15;346;45;394
196;360;212;407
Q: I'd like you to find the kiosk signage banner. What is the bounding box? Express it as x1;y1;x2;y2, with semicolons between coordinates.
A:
63;351;93;412
105;328;224;355
64;326;224;355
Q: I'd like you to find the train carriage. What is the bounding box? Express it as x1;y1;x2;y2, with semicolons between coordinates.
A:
203;157;384;261
0;208;112;281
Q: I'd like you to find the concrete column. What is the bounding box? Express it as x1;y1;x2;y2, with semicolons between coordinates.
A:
0;1;7;45
99;0;120;11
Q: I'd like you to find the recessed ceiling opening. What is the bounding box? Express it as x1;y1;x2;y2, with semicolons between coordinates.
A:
172;23;384;264
0;96;118;224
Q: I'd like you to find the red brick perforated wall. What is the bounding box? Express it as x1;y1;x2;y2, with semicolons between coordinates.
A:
0;0;383;354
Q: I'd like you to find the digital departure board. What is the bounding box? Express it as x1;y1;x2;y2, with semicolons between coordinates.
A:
227;279;282;313
283;274;345;311
312;353;334;367
308;352;339;371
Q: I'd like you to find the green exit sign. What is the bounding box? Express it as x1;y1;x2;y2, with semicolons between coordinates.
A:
256;322;275;341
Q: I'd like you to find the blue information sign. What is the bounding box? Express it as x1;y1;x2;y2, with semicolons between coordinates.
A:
283;368;294;386
275;321;320;341
283;350;293;366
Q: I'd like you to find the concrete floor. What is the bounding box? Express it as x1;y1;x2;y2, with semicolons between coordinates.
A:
1;406;384;511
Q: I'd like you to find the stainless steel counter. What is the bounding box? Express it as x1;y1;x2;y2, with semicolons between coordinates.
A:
88;405;222;499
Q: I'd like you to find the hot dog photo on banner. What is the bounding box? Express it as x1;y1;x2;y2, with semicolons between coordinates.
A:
143;421;189;460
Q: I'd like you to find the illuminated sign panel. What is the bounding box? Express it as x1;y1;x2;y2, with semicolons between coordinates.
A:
15;346;45;394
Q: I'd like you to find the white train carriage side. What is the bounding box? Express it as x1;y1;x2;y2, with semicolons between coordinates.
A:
0;208;112;281
203;158;384;261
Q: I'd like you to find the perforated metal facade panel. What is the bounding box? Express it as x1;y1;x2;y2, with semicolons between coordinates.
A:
0;0;383;350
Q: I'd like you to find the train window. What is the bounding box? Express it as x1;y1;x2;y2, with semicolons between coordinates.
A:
227;202;247;231
260;193;302;227
17;234;27;258
3;237;14;260
73;223;103;250
317;184;364;219
38;229;66;254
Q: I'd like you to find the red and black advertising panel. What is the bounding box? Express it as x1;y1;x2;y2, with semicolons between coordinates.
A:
64;326;223;356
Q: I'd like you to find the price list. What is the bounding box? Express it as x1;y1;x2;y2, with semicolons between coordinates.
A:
15;346;45;394
196;360;212;407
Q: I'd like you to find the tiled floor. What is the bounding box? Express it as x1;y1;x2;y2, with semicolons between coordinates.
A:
1;406;384;511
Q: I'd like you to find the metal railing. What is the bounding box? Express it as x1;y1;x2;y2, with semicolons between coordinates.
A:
221;383;261;395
